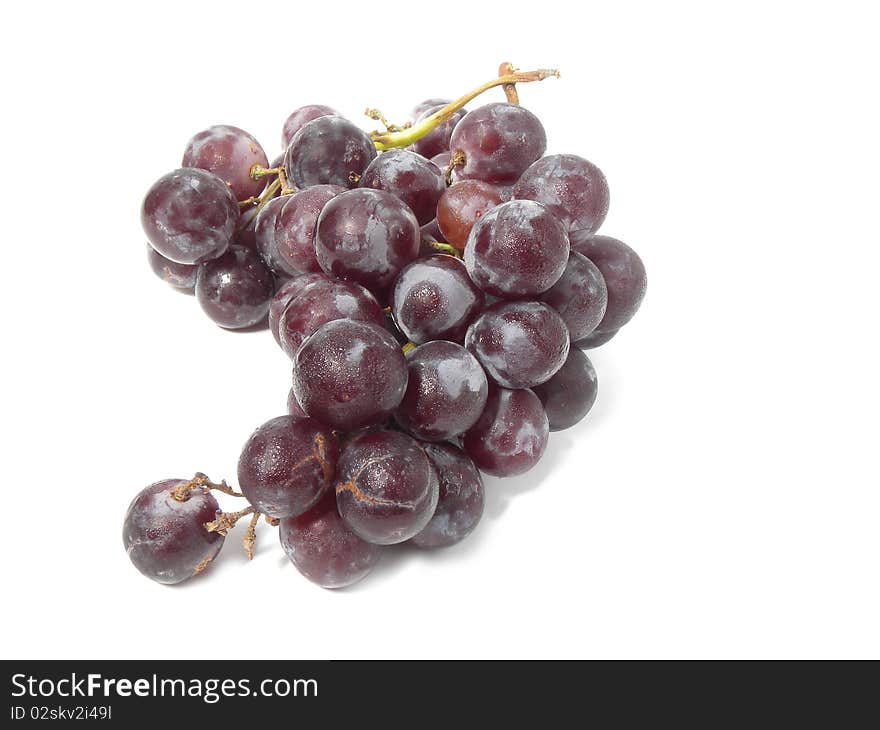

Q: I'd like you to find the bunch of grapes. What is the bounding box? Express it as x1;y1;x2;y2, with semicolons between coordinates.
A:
126;64;647;589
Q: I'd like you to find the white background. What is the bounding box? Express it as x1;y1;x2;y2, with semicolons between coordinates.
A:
1;1;877;659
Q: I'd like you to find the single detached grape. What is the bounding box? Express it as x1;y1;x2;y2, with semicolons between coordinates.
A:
141;168;238;264
409;97;451;122
335;430;438;545
254;196;297;277
436;180;503;250
573;328;619;350
314;188;420;293
463;386;549;477
465;301;569;388
195;245;274;329
284;116;376;189
464;199;569;298
281;104;339;149
292;320;408;431
410;442;484;549
395;341;488;441
287;387;307;418
238;416;338;519
449;103;546;185
359;150;446;225
146;243;197;290
122;479;224;584
391;255;484;344
274;185;346;274
532;349;598;431
268;273;328;344
182;124;269;201
570;232;647;332
410;104;468;160
278;276;384;358
280;492;381;589
513;154;610;233
538;251;608;341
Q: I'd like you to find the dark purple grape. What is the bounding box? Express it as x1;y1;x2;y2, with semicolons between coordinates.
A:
235;206;260;251
280;492;381;588
335;430;438;545
449;103;546;185
292;320;408;431
274;185;346;274
532;349;598;431
281;104;339;149
513;154;610;233
410;104;468;159
146;243;197;290
268;273;328;344
395;341;488;441
287;387;307;417
383;310;409;346
278;277;384;358
538;251;608;341
314;188;420;293
420;219;444;243
436;180;504;250
410;97;450;121
359;150;446;225
464;200;569;298
182;125;269;201
431;151;452;170
141;168;238;264
254;196;297;277
195;245;274;329
122;479;224;584
570;233;647;332
410;442;484;549
573;328;619;350
391;255;484;344
238;416;338;519
463;386;549;477
284;116;377;189
465;301;569;388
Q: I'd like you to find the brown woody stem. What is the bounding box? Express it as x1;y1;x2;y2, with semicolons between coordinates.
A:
171;473;244;502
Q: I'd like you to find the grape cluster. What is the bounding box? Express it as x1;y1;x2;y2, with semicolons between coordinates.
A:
129;65;647;589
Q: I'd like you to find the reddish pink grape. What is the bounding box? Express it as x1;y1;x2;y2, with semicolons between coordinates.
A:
335;430;439;545
573;328;619;350
464;200;569;298
532;349;598;431
122;479;224;585
436;180;503;250
465;301;569;388
195;245;274;329
449;103;546;185
238;416;338;519
463;386;549;477
410;104;468;160
284;116;376;189
410;97;450;121
278;277;384;358
570;233;647;332
280;492;381;589
391;255;484;344
314;188;420;293
146;243;197;291
359;150;446;225
395;341;488;441
268;273;329;344
292;320;408;431
538;251;608;341
274;185;346;274
141;168;238;264
287;387;307;417
513;154;610;233
410;442;484;549
281;104;339;149
182;124;269;201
